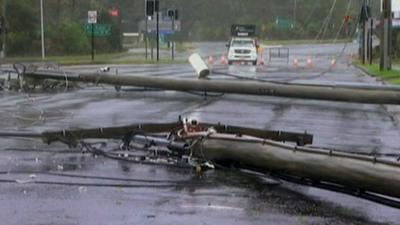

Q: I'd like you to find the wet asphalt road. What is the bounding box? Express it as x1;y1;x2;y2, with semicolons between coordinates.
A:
1;42;400;225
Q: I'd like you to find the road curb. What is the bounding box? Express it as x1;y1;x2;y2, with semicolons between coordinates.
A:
352;63;387;84
353;63;400;124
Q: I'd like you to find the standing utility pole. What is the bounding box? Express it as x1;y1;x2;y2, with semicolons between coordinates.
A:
40;0;46;59
168;9;177;61
1;0;6;59
145;16;148;60
155;0;159;61
360;0;372;65
88;10;97;62
293;0;297;28
171;14;175;60
380;0;392;71
145;0;155;60
91;24;94;61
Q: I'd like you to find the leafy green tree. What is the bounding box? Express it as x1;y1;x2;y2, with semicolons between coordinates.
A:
6;0;40;55
47;20;90;55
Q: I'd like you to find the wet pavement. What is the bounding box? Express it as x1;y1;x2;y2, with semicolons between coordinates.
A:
1;42;400;225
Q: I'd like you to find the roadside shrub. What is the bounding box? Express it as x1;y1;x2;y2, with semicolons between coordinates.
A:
47;21;90;55
6;1;40;55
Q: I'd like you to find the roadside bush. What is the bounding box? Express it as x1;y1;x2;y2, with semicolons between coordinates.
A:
93;11;122;53
6;1;40;55
47;21;90;55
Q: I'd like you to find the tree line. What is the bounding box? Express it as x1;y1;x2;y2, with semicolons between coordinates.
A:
0;0;383;56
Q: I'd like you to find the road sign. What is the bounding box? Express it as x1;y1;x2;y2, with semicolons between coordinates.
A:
275;18;294;29
85;24;112;37
393;19;400;28
139;19;181;33
88;11;97;24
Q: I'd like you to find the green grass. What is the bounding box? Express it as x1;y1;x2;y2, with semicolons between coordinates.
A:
261;38;352;46
355;61;400;85
175;42;199;52
3;52;186;65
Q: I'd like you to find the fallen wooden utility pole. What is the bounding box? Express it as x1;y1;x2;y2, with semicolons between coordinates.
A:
24;70;400;105
191;134;400;202
1;119;400;207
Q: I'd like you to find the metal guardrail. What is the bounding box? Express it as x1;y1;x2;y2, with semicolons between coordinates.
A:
269;47;290;63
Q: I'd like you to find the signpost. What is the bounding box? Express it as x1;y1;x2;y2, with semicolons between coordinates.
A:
85;24;112;37
145;0;155;60
139;20;181;33
393;1;400;28
167;9;178;60
88;10;97;61
380;0;392;71
40;0;45;60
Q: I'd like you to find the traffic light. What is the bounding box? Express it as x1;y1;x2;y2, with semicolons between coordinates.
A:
0;16;3;33
167;9;178;20
146;0;159;16
155;0;159;12
344;15;351;23
174;10;178;20
146;0;154;16
109;8;120;17
167;9;174;18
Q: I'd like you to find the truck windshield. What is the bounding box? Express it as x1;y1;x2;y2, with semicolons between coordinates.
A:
231;40;254;47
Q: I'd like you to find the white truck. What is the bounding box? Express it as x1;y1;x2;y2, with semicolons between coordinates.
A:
227;25;259;65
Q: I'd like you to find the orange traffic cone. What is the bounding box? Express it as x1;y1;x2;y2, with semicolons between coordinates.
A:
258;54;265;66
207;55;214;65
293;57;299;69
220;53;228;65
306;56;314;69
330;56;337;70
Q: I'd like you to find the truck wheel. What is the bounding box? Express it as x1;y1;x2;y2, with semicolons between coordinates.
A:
252;60;257;66
228;61;233;65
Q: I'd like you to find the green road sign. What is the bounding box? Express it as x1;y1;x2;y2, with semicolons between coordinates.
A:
85;24;112;37
275;18;294;29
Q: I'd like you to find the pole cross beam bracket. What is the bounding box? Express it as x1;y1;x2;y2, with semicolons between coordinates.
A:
40;120;313;146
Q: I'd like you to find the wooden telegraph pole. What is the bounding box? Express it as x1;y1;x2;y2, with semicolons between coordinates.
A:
155;0;159;62
360;0;372;65
1;0;6;59
380;0;392;71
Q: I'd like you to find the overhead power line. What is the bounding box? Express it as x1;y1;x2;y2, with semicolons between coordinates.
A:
333;0;353;43
312;0;338;43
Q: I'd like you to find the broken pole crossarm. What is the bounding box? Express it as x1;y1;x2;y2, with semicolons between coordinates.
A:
42;121;182;144
24;71;400;105
41;121;312;146
201;122;312;145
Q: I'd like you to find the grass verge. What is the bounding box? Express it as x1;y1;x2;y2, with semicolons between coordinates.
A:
261;39;352;46
3;51;187;66
355;61;400;85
